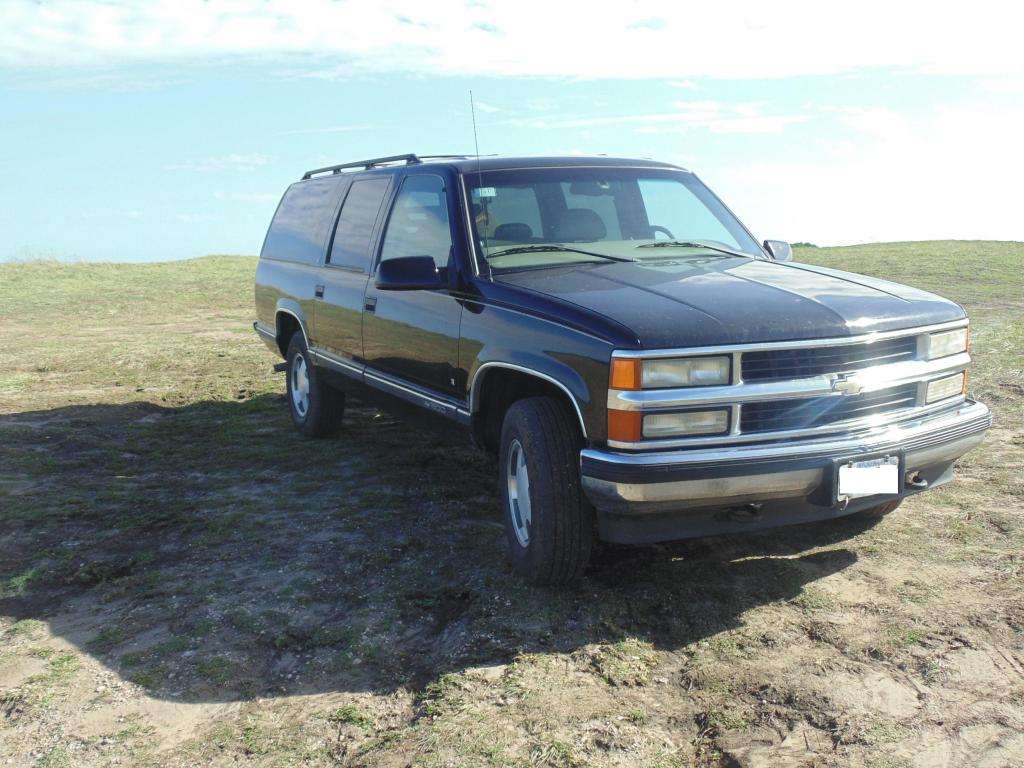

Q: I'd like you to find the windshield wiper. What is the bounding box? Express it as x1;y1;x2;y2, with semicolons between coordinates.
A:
488;244;638;263
635;240;751;259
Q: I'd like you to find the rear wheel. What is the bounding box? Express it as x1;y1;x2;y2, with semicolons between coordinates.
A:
285;334;344;437
856;498;903;518
499;396;593;585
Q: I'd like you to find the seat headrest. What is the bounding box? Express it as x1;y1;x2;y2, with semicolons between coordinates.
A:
493;222;534;242
552;208;606;242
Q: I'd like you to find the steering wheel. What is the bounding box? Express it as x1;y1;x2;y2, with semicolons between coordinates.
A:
649;225;675;240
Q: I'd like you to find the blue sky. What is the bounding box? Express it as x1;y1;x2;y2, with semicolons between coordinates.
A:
2;1;1023;262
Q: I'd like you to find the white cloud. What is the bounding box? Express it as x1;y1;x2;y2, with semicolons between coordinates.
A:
163;154;272;172
3;1;1023;80
978;78;1024;94
506;102;807;135
6;71;189;91
709;102;1024;245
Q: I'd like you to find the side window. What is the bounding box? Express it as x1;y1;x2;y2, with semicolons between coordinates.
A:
379;175;453;268
327;177;391;270
261;177;342;264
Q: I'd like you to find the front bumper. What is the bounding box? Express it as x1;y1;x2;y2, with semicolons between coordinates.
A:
581;399;991;543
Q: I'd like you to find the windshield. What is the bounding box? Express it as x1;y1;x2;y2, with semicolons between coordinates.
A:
463;167;763;271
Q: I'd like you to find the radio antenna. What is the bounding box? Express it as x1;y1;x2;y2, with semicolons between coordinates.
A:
469;90;489;252
469;90;482;180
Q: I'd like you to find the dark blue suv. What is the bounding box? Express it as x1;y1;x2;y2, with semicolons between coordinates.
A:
253;153;990;584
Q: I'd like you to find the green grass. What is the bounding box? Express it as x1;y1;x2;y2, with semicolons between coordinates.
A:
327;704;374;730
0;242;1021;768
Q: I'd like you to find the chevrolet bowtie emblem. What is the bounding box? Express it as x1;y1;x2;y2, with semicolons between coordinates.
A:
831;373;863;395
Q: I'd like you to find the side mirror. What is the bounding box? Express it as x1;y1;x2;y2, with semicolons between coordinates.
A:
375;255;442;291
763;239;793;262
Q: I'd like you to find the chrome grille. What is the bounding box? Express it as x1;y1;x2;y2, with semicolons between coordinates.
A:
741;336;918;382
740;383;919;434
607;320;971;450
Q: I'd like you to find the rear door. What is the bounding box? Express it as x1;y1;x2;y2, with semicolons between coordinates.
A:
361;172;463;397
311;175;392;363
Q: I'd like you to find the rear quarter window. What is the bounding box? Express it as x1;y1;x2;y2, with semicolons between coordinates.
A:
261;177;345;264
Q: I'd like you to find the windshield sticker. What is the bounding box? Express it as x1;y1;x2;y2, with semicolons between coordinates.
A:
474;187;497;198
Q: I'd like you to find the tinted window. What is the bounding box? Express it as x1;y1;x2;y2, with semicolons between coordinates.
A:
327;178;390;270
379;175;453;268
261;177;342;264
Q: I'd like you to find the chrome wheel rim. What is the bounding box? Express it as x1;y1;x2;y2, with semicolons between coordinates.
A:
291;353;310;418
506;439;532;547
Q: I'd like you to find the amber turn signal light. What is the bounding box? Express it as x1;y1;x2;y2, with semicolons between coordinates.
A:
610;357;641;390
607;409;642;442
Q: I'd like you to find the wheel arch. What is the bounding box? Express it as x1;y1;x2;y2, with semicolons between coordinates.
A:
469;361;589;452
274;302;310;357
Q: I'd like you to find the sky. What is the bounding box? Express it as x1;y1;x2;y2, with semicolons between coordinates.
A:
2;0;1023;262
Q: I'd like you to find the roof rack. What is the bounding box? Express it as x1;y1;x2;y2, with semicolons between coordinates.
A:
418;154;470;161
301;153;470;180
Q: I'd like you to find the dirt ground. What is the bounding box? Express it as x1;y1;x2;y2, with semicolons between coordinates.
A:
1;243;1022;767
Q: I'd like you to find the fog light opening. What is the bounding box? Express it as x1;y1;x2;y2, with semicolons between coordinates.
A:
906;471;928;490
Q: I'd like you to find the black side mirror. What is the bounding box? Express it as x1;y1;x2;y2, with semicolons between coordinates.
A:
763;239;793;262
375;255;442;291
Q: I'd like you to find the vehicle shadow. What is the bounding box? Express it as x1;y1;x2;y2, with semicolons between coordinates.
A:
0;394;874;703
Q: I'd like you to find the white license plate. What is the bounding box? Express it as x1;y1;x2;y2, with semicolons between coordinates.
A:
838;456;900;499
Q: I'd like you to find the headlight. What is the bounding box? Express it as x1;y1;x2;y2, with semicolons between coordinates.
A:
926;372;965;403
642;409;730;438
643;356;731;388
927;327;968;359
611;355;731;389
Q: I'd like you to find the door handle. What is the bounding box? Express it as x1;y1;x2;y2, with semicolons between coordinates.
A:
364;296;377;313
314;284;324;298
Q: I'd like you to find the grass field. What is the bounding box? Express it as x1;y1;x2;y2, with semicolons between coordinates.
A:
1;241;1022;767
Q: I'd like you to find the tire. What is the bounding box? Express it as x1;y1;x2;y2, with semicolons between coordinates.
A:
285;334;344;438
498;396;593;585
856;498;903;518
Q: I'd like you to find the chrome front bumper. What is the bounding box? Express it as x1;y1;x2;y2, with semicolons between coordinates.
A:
581;399;991;515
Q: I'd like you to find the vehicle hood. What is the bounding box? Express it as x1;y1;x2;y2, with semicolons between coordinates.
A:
494;256;966;348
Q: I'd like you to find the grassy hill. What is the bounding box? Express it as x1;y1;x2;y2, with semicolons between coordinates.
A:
1;242;1022;767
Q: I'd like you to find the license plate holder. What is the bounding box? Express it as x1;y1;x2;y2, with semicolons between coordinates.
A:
832;452;903;505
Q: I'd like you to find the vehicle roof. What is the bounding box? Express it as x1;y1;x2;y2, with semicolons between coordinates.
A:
441;155;686;172
298;154;687;182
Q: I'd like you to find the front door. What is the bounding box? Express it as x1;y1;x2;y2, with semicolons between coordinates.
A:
361;172;463;398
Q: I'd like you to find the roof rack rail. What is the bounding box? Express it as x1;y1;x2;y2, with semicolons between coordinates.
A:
301;153;421;180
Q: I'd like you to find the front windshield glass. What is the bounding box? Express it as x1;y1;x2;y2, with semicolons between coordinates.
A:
463;167;763;271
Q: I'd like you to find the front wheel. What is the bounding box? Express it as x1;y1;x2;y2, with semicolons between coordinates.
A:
499;397;593;585
285;334;344;438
